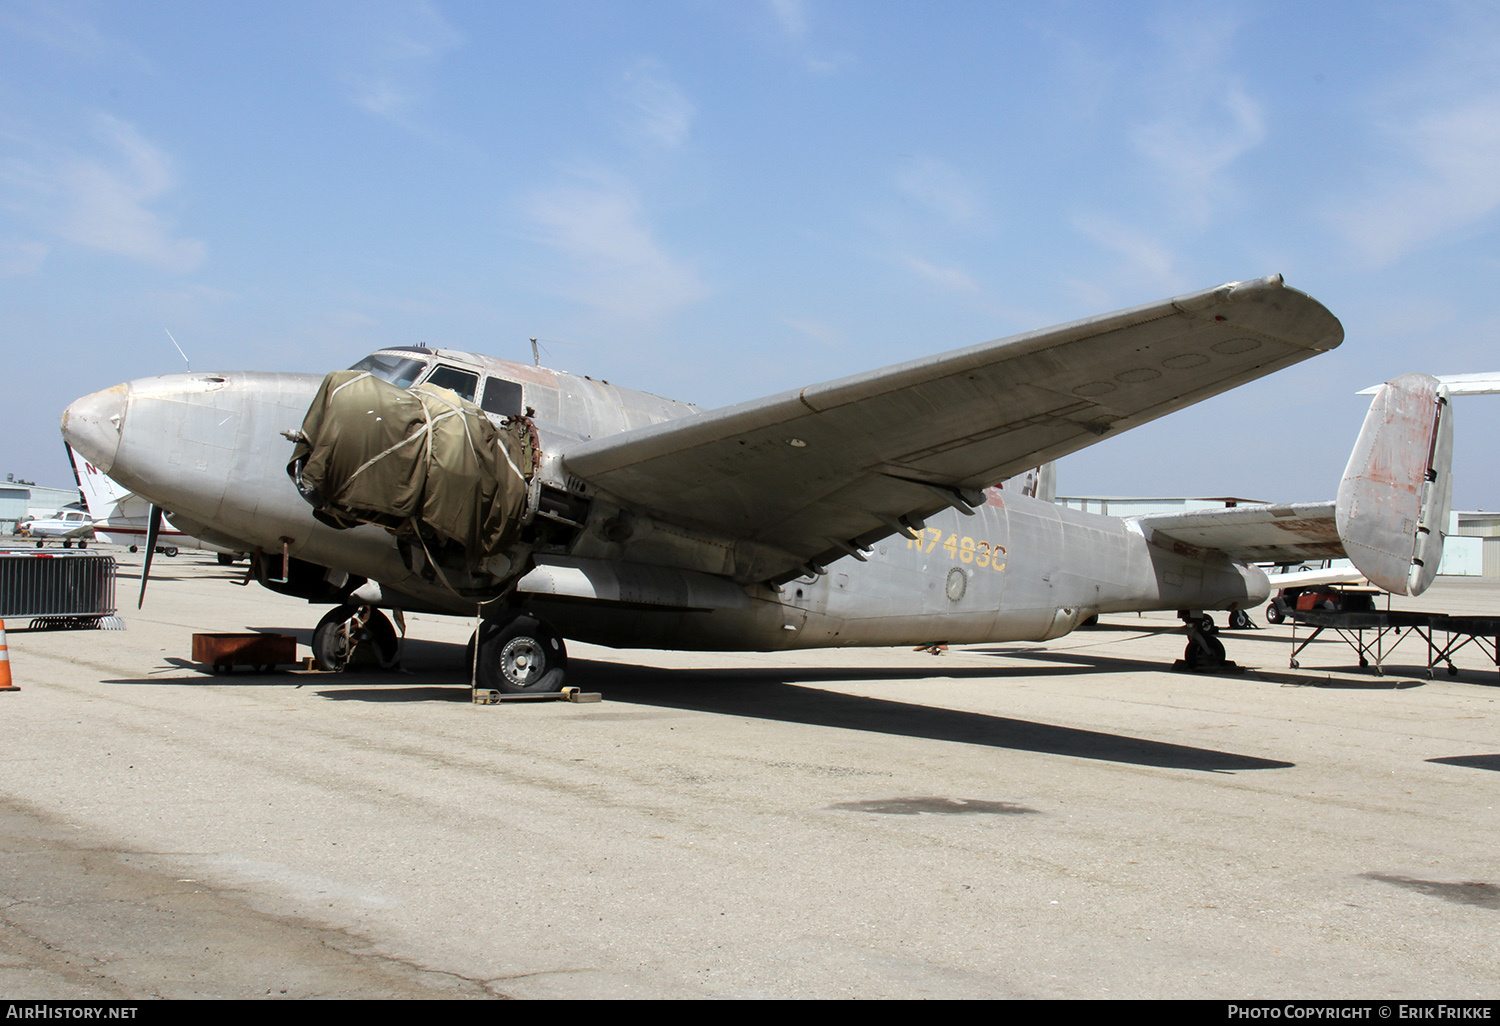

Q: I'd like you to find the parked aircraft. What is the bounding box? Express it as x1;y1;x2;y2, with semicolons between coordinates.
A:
21;507;94;547
60;275;1451;691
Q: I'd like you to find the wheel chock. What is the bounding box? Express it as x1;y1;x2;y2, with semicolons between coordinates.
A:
471;686;602;704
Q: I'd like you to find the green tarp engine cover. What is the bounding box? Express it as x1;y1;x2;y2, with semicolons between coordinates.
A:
288;370;534;561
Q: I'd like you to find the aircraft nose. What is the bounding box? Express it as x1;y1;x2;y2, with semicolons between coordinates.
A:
61;383;129;474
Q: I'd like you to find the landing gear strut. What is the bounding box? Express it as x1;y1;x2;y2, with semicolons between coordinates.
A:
311;604;400;671
1176;610;1239;673
472;610;567;694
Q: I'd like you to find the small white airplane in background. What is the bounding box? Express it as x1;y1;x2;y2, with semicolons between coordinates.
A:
21;507;95;547
68;443;239;561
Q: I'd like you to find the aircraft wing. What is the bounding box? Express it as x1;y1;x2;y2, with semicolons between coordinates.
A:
562;275;1343;582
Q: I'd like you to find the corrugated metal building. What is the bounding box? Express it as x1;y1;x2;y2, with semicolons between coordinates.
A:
2;482;85;534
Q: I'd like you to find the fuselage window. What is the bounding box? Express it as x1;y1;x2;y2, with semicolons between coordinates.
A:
348;353;427;389
424;365;479;403
481;377;524;417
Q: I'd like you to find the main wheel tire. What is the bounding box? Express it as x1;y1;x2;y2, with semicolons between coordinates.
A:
1183;631;1226;670
1228;608;1252;630
475;612;567;694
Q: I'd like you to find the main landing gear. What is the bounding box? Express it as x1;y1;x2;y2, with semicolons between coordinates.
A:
311;604;400;672
1176;611;1241;673
470;610;568;694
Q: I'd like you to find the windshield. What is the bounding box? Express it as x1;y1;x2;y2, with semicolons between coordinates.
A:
348;353;428;389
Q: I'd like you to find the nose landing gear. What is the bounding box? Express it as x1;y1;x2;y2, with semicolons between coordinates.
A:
311;604;400;672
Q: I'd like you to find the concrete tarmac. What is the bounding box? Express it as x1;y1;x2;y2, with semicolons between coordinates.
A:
1;549;1497;999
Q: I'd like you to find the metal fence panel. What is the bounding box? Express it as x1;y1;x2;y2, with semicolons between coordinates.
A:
0;550;118;619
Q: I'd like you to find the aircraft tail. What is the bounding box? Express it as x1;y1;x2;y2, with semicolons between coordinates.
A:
1336;373;1453;596
67;443;148;522
1000;462;1057;503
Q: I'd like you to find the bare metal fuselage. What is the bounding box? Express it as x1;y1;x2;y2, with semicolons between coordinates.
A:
61;357;1266;651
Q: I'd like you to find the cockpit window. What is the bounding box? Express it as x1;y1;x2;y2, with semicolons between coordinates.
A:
348;353;428;389
423;365;479;403
481;377;523;417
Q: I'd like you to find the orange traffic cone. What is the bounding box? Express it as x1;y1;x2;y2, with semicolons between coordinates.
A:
0;619;17;692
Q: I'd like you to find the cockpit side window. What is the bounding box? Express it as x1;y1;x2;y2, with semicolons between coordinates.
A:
480;377;523;417
348;353;428;389
423;365;479;403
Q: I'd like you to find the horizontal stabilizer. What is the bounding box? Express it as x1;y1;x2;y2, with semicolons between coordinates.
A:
1130;501;1343;564
1359;372;1500;396
1336;373;1453;596
1264;566;1366;589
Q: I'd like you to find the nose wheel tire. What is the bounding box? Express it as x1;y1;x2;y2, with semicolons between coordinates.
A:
475;612;567;694
312;604;399;672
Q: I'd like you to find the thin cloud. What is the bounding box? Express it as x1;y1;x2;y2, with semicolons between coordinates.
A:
0;239;48;276
767;0;809;40
781;316;846;348
892;156;983;227
762;0;846;75
1067;214;1184;308
0;0;153;72
340;0;463;124
902;255;980;295
1132;84;1264;224
621;61;696;150
3;113;204;273
1329;93;1500;267
525;178;708;322
1128;12;1266;226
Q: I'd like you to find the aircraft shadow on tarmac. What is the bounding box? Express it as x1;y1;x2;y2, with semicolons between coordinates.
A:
551;658;1294;774
102;635;1292;772
1426;754;1500;772
973;645;1433;690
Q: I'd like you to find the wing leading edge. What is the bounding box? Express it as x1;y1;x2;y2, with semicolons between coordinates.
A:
562;275;1343;583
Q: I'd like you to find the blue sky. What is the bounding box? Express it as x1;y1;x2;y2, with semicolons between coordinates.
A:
4;0;1499;508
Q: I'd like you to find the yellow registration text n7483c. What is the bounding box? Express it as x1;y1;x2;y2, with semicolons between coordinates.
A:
906;528;1006;571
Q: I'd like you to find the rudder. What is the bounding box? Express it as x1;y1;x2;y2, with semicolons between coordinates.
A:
1336;373;1453;596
